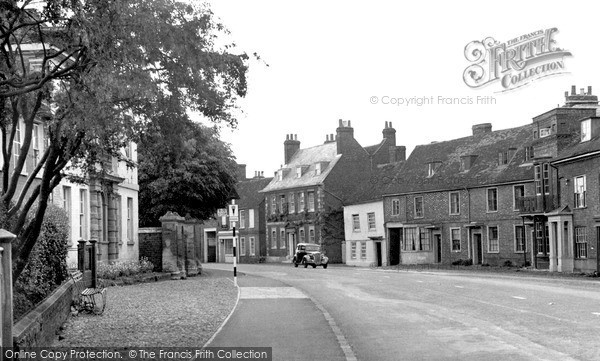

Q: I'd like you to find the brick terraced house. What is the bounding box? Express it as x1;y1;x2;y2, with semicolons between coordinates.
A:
376;85;600;272
381;122;536;267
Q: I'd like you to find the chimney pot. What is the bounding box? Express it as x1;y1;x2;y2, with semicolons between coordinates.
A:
589;86;593;95
339;119;343;127
385;121;388;128
565;91;569;97
348;120;351;127
581;88;585;95
331;133;334;140
389;121;393;128
571;85;576;95
295;134;297;140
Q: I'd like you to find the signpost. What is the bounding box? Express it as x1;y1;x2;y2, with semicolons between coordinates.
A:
229;201;238;286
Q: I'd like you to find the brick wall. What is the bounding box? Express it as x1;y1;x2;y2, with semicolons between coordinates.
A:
13;280;73;348
558;157;600;272
384;181;536;266
138;228;162;272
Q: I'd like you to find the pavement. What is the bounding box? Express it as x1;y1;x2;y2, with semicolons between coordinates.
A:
202;270;349;361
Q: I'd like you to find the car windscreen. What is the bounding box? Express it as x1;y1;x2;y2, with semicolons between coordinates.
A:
305;245;320;252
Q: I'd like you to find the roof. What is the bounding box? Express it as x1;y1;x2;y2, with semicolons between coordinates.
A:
381;123;535;195
260;142;341;193
552;134;600;163
364;139;387;156
344;161;405;205
235;177;273;209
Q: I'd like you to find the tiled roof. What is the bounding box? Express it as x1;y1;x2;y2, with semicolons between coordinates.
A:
364;139;387;155
260;142;341;193
344;161;405;205
236;177;274;208
380;124;535;195
553;135;600;162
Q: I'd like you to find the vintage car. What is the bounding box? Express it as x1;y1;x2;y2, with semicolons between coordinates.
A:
293;243;329;268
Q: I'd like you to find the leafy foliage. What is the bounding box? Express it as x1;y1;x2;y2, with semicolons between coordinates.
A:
317;206;345;262
1;0;250;279
138;115;238;226
13;204;69;320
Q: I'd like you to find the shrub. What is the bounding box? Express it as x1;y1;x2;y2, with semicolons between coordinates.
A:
13;204;70;321
97;257;156;280
503;260;514;267
451;259;473;266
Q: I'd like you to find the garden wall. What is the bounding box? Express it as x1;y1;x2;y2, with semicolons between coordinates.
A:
139;227;163;272
13;280;73;348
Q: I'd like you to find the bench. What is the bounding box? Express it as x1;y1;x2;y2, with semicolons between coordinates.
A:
70;270;107;315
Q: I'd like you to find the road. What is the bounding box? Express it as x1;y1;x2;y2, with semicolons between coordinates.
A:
204;263;600;361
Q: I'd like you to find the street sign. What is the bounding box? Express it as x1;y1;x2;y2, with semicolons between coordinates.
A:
217;208;227;217
228;204;239;222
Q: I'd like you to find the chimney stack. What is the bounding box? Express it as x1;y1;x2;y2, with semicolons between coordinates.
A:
284;133;300;164
237;164;247;181
472;123;492;137
564;85;598;107
336;119;355;154
382;121;396;147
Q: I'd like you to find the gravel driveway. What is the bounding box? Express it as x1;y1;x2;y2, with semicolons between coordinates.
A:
53;269;237;348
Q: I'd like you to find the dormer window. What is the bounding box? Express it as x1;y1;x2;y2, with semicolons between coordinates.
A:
524;146;534;162
296;167;302;178
539;128;551;138
277;170;283;181
581;118;591;142
498;151;508;165
460;155;477;172
315;163;322;176
428;162;441;177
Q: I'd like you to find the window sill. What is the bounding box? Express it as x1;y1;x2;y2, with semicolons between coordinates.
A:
574;206;587;210
449;213;460;216
486;210;498;213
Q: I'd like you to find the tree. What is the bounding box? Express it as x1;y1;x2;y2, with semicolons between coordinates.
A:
1;0;249;279
138;107;239;226
317;206;345;263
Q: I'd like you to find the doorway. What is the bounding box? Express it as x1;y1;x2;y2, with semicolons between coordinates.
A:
474;233;482;264
435;234;442;263
389;228;401;266
288;232;297;258
376;242;382;267
207;231;216;262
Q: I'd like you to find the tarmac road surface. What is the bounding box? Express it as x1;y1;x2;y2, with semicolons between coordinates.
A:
204;263;600;361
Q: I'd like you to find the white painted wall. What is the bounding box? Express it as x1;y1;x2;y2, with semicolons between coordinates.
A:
343;200;387;267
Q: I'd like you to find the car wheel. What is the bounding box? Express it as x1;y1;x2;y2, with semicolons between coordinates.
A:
323;264;328;269
312;264;317;268
293;258;298;267
303;260;308;268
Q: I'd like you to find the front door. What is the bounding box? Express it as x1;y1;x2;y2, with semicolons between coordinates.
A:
435;234;442;263
376;242;382;267
389;228;401;266
474;233;482;264
288;232;296;258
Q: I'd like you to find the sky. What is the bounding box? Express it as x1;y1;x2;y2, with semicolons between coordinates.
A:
206;0;600;179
